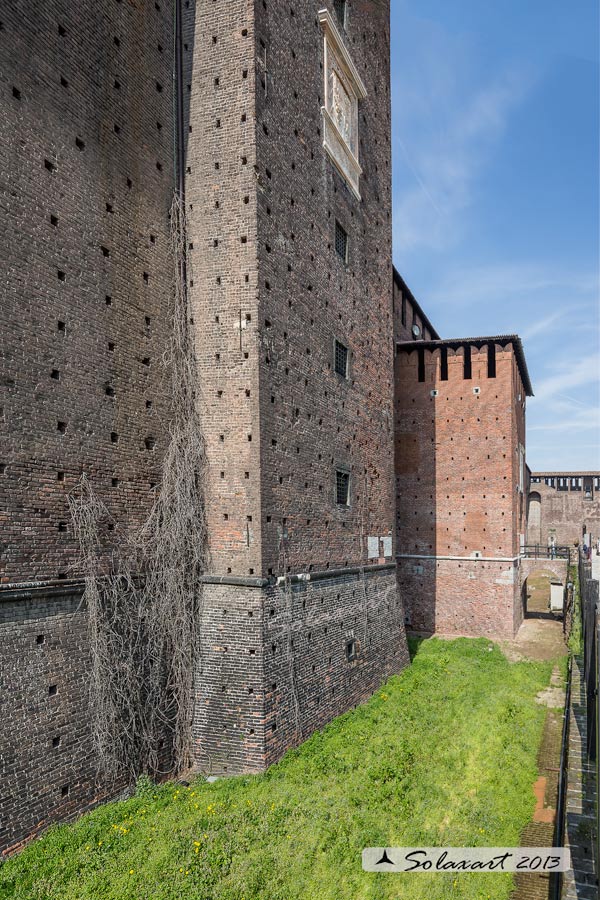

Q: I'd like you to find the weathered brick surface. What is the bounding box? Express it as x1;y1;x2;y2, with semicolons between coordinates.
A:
194;568;406;773
0;0;175;583
1;0;412;853
395;342;528;638
0;587;124;855
527;476;600;548
183;1;410;769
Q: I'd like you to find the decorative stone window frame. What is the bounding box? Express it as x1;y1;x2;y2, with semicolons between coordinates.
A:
318;8;367;200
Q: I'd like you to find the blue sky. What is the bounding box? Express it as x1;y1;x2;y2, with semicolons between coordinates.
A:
390;0;599;471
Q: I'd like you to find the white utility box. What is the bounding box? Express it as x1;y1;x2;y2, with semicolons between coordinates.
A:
550;581;564;612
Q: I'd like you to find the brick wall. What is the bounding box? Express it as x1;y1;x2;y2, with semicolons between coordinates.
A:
395;340;528;638
194;567;405;773
183;0;261;578
1;0;413;847
527;478;600;547
0;0;175;583
0;586;124;855
185;0;410;772
255;0;395;575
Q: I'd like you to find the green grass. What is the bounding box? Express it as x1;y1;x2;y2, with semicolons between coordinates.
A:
0;638;555;900
568;564;582;656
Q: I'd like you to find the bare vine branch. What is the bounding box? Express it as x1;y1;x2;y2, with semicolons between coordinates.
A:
69;193;207;783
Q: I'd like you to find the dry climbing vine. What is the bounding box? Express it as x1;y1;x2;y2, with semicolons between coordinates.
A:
69;193;207;783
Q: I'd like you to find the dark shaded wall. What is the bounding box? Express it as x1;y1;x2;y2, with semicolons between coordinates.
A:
0;0;177;855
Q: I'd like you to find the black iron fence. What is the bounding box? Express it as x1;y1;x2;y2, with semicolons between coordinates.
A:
522;544;571;560
579;553;599;881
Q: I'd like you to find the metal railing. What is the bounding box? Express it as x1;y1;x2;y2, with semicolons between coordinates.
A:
522;544;571;560
580;553;599;885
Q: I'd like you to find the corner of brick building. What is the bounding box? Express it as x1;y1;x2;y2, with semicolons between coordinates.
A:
185;0;409;775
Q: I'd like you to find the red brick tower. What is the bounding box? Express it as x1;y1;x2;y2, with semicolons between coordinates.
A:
395;337;532;638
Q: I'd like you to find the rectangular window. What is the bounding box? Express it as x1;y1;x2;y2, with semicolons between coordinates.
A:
336;470;350;506
334;339;349;378
333;0;347;29
345;638;357;661
334;220;348;263
401;293;407;326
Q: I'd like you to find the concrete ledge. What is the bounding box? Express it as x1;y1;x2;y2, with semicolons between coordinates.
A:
0;580;85;602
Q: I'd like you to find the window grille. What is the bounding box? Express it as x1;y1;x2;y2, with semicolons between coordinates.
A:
335;220;348;262
334;339;349;378
336;470;350;506
333;0;347;29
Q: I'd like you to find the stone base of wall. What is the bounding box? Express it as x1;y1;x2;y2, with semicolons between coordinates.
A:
1;566;409;854
193;565;409;773
398;557;522;639
0;583;125;857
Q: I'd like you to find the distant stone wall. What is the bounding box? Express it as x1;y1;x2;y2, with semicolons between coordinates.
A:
520;556;570;587
527;480;600;548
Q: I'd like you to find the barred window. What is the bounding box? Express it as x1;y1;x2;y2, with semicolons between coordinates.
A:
334;339;349;378
333;0;347;29
336;470;350;506
346;639;356;661
334;220;348;263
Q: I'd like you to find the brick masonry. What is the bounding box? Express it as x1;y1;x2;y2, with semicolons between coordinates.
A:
395;340;530;639
1;0;413;852
182;0;410;774
527;475;600;549
194;567;405;773
0;0;176;583
0;0;538;859
0;585;124;855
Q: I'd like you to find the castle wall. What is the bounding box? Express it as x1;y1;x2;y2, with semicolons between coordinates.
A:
395;341;526;638
0;0;180;855
183;0;262;578
0;586;123;855
2;0;412;848
184;0;409;773
194;567;404;773
527;478;600;548
0;0;176;583
254;0;396;575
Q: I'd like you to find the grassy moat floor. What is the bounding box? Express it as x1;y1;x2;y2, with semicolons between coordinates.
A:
0;638;564;900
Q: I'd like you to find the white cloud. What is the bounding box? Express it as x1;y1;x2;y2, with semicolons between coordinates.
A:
532;353;600;402
391;17;534;255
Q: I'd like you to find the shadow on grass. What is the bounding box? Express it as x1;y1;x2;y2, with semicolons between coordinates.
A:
407;633;426;660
